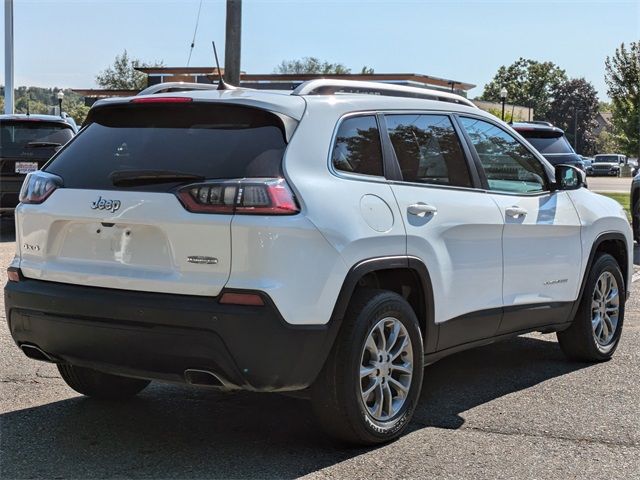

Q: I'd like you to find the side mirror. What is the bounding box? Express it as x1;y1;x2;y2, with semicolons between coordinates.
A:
554;164;585;191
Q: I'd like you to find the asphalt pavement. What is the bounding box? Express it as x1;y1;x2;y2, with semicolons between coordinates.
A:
1;218;639;479
588;176;634;193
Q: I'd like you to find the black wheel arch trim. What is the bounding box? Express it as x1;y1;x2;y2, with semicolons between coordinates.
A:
572;232;630;315
330;255;438;353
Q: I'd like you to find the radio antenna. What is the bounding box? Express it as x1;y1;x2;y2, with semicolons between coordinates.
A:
212;41;235;91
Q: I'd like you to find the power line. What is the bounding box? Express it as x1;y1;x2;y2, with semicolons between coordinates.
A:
186;0;204;67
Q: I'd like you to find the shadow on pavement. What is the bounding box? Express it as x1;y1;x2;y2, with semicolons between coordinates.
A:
1;336;591;479
634;242;639;266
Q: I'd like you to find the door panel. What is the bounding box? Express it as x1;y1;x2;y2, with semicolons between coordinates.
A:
391;185;505;327
456;115;583;334
492;192;582;308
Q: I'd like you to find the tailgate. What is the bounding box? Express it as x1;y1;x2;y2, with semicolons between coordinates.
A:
17;189;232;296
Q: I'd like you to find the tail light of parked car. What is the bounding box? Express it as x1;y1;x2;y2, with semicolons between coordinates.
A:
18;171;63;205
176;178;299;215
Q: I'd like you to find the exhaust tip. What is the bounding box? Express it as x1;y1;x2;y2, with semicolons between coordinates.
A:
184;369;225;387
20;344;56;363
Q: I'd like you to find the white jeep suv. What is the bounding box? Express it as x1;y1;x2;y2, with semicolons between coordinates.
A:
5;80;633;445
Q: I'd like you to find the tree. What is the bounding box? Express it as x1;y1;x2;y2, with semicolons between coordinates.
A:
96;50;163;90
595;130;619;154
275;57;351;75
547;78;600;155
480;58;567;120
604;41;640;158
0;86;91;124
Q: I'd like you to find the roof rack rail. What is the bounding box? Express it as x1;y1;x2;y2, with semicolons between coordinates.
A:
291;79;477;108
137;82;223;96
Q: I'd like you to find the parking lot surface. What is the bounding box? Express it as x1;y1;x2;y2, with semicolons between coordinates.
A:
1;219;639;479
588;176;634;193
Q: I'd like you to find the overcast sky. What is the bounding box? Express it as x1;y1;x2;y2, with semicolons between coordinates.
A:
1;0;638;99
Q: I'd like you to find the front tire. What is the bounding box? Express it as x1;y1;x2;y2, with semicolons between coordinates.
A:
58;364;150;399
311;289;424;445
557;253;625;362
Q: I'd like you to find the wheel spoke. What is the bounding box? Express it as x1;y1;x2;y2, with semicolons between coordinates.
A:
376;323;387;353
390;362;412;375
390;336;409;361
365;334;379;357
362;377;379;398
374;382;384;418
388;376;409;395
360;365;377;379
386;322;402;353
383;382;394;417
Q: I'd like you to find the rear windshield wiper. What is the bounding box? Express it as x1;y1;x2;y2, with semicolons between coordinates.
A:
110;170;205;187
26;141;62;148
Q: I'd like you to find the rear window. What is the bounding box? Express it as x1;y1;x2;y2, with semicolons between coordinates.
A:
45;103;288;191
0;120;73;158
517;130;574;155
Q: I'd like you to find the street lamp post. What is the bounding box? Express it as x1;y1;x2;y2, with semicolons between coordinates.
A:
500;87;508;121
57;91;64;116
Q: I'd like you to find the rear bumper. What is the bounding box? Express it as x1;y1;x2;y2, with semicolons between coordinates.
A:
4;278;338;391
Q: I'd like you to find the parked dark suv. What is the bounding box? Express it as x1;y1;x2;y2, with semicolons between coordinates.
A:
632;172;639;242
512;122;584;171
0;114;77;215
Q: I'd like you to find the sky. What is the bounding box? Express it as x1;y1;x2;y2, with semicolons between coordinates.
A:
1;0;639;99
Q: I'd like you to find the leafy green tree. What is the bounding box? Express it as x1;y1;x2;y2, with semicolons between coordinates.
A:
1;86;91;124
595;130;619;154
96;50;164;90
604;41;640;158
275;57;351;74
360;66;375;74
481;58;567;120
547;78;599;155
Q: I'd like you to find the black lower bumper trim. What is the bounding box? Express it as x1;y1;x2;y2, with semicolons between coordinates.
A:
4;278;338;392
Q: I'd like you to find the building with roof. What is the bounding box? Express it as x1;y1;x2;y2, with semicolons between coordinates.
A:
74;66;476;105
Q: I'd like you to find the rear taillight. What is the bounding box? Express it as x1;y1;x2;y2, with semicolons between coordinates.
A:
19;171;63;205
176;178;299;215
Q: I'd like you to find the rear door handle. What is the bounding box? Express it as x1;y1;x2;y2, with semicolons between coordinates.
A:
505;206;528;218
407;203;438;217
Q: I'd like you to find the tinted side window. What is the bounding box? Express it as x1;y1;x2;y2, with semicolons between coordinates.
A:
460;117;548;193
385;114;472;187
332;116;384;176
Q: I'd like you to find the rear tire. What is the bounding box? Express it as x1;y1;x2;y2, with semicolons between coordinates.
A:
57;364;150;399
557;253;625;362
311;289;424;445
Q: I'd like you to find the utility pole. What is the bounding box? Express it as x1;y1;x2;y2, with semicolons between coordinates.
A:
573;108;581;153
224;0;242;85
4;0;15;114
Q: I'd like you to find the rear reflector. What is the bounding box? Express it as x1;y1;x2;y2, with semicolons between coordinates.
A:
176;178;299;215
130;97;193;104
7;267;21;282
219;292;265;306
